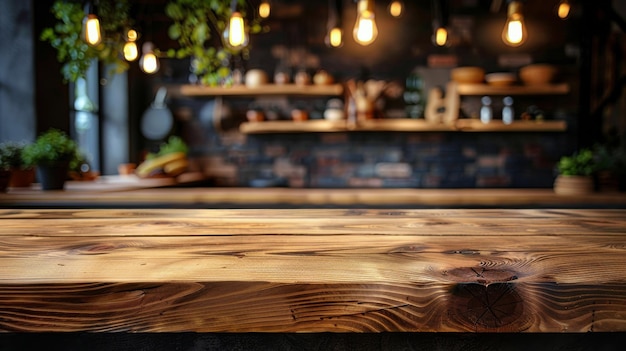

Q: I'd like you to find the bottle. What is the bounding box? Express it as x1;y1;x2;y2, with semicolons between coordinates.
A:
502;96;514;125
480;96;492;124
404;72;425;118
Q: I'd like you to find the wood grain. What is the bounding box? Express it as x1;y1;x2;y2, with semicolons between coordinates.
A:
238;119;567;134
2;188;626;208
0;209;625;332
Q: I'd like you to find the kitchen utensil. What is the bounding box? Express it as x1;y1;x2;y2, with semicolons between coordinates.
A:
199;97;234;132
141;87;173;140
364;79;387;100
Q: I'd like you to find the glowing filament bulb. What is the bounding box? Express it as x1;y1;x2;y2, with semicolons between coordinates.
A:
127;29;138;41
123;42;138;61
327;27;343;48
389;1;403;18
225;11;248;49
353;1;378;46
140;42;159;74
123;29;139;61
259;1;271;18
557;0;571;19
434;27;448;46
502;1;527;47
82;14;102;46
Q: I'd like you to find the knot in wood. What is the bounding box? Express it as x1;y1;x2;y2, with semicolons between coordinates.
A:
445;267;519;285
450;282;524;330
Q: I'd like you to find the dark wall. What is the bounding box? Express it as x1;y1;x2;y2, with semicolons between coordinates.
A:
0;0;36;142
33;0;70;135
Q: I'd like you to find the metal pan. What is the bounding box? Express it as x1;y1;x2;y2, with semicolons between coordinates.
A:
141;86;173;140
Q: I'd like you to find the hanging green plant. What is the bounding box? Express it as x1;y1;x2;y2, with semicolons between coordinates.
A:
40;0;132;82
41;0;266;84
164;0;265;86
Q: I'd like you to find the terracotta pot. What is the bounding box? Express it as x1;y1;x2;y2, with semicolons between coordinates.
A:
118;163;136;176
291;109;308;122
9;167;35;188
553;175;594;195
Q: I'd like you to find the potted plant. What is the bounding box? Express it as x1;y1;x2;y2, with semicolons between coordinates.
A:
554;148;597;195
22;129;79;190
0;145;12;192
595;142;626;192
0;141;36;188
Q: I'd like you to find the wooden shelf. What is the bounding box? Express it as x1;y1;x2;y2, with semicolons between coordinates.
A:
240;119;568;134
455;119;567;132
240;120;347;134
172;83;566;97
456;83;570;96
174;83;344;97
352;119;457;132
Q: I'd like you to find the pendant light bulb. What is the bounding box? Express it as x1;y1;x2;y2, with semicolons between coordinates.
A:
82;14;102;46
259;1;271;18
433;27;448;47
224;11;248;50
124;41;139;61
123;29;139;62
557;0;571;19
326;27;343;48
388;1;404;18
502;1;527;47
139;42;159;74
353;0;378;46
127;29;138;41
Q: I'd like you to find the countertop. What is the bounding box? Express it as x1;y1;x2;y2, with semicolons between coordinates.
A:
1;183;626;208
1;208;625;332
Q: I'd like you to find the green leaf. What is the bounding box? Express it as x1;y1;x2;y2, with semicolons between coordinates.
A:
192;22;208;44
168;23;182;40
217;66;230;78
251;23;262;34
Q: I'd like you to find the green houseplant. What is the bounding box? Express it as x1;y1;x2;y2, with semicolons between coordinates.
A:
42;0;266;84
554;148;597;195
22;129;79;190
594;142;626;192
0;141;36;188
164;0;264;86
41;0;132;82
0;144;12;192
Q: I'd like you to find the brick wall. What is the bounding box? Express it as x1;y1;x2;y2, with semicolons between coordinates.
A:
186;125;571;188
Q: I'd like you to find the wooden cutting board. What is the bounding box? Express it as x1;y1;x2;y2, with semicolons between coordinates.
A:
11;172;207;193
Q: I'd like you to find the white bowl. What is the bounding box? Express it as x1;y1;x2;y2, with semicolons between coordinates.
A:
485;73;516;86
324;108;345;121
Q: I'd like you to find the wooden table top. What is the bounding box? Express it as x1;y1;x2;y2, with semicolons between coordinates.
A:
1;208;625;332
2;187;626;208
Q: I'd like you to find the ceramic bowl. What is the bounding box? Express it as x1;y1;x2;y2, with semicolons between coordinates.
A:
451;67;485;84
485;72;517;86
519;64;558;85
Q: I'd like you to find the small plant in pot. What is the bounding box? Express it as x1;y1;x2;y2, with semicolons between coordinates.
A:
22;129;79;190
0;145;12;192
554;148;597;195
0;141;36;188
595;142;626;192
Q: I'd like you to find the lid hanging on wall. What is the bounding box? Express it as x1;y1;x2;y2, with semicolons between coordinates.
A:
141;86;173;140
